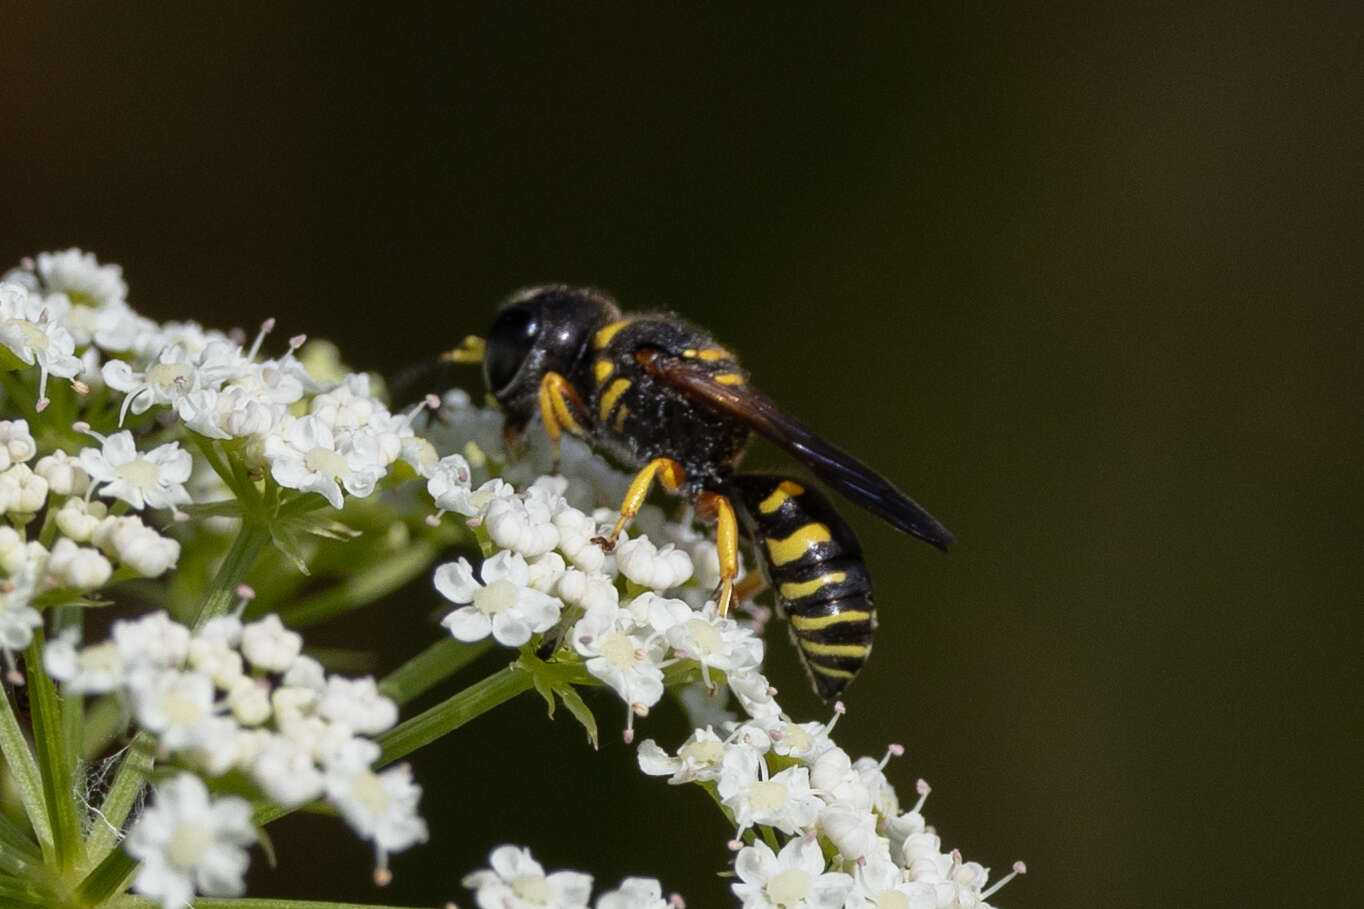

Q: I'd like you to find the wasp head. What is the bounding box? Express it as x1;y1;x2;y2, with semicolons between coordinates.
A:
484;285;620;434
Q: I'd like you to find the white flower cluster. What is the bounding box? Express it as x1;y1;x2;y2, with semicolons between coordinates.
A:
1;249;436;514
463;844;681;909
431;464;764;740
0;418;185;666
637;704;1025;908
44;609;427;900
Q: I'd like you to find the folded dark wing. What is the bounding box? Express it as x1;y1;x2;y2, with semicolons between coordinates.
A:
639;349;954;550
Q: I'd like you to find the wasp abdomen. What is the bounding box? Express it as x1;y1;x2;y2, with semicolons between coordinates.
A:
724;475;877;700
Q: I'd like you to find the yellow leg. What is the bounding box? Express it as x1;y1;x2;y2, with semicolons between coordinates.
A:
537;372;588;470
595;458;687;550
696;491;740;617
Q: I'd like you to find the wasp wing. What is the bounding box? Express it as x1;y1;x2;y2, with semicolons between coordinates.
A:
639;350;955;550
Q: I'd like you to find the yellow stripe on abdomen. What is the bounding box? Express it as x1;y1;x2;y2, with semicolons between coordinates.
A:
765;523;831;566
798;640;871;659
758;480;805;515
779;571;849;602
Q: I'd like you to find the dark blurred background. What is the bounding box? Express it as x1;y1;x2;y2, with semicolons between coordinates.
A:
5;4;1359;907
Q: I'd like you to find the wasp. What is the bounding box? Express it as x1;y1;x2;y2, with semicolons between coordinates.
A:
455;285;953;699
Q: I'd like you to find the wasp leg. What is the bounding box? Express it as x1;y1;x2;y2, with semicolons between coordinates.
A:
536;371;591;471
594;458;687;550
695;491;740;617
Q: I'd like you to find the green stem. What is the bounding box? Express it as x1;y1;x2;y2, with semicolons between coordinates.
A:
0;679;53;859
193;520;270;629
73;842;134;908
84;731;155;867
378;637;492;706
375;664;533;767
23;632;82;871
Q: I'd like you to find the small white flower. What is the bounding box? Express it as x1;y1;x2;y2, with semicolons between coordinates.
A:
462;844;593;909
264;415;384;509
848;854;937;909
226;677;273;726
45;636;124;693
818;802;885;863
113;610;191;669
93;515;181;577
324;739;428;856
187;635;244;690
557;568;620;614
731;837;854;909
103;340;244;424
128;669;217;752
178;385;283;440
0;282;82;408
573;607;665;714
270;685;320;724
595;876;670;909
46;537;112;589
240;614;302;672
636;726;734;785
725;668;782;724
81;430;193;511
35;248;127;308
809;746;872;812
0;464;49;515
615;535;693;590
526;551;568;594
34;449;89;495
425;452;472;513
0;565;42;653
654;599;764;689
250;735;325;807
554;506;609;572
443;476;516;519
720;760;822;835
0;419;36;469
55;497;106;542
485;493;559;557
317;675;398;735
126;773;255;909
435;551;563;648
280;653;327;692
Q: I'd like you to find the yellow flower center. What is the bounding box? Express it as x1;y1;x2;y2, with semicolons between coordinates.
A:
765;867;812;906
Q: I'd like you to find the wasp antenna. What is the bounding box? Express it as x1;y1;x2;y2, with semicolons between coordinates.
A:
441;335;486;365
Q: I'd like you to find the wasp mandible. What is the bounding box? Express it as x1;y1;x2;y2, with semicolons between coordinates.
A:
454;285;953;699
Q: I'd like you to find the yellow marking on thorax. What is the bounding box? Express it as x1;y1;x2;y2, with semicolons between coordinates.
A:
779;571;847;601
599;378;632;421
683;346;733;362
798;640;871;659
789;607;871;632
758;480;806;514
614;405;630;431
765;523;831;566
593;319;630;349
594;359;615;383
714;373;745;386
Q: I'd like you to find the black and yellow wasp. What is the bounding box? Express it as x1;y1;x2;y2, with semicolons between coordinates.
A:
455;285;953;699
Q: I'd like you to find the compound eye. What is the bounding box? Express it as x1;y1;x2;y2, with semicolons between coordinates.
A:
484;303;540;393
